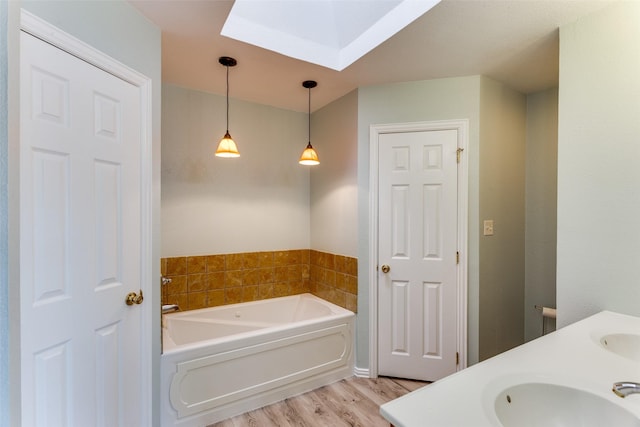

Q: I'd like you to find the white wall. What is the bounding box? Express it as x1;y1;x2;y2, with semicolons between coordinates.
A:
8;2;161;424
524;88;558;341
161;84;310;257
357;76;482;368
309;90;358;257
557;2;640;326
478;77;526;360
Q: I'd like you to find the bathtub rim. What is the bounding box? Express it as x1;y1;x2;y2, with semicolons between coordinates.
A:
161;293;354;355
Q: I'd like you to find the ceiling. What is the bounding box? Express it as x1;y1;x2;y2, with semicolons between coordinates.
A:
129;0;613;113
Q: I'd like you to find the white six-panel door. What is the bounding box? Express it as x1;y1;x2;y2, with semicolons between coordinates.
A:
377;129;459;381
20;30;145;426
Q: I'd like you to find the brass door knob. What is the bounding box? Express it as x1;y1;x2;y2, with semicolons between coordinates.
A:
381;264;390;273
125;290;144;306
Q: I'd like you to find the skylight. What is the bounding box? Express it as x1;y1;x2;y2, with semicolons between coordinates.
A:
221;0;441;71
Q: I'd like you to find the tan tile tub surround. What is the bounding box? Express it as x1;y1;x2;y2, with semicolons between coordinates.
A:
309;250;358;313
161;250;357;312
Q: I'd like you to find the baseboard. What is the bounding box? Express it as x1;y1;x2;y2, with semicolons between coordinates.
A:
353;366;371;378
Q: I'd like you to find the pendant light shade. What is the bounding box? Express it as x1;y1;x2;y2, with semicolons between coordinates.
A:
299;142;320;165
216;56;240;158
299;80;319;165
216;131;239;157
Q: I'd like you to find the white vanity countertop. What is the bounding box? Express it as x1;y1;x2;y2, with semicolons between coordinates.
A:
380;311;640;427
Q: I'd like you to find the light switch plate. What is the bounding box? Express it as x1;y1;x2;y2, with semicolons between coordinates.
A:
483;220;494;236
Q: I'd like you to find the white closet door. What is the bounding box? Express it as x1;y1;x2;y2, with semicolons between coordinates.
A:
20;30;146;426
377;129;459;381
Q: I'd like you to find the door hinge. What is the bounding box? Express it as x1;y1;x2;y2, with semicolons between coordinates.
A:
456;251;459;264
456;352;460;365
456;147;464;163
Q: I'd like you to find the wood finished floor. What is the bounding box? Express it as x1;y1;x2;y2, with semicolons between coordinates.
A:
210;376;429;427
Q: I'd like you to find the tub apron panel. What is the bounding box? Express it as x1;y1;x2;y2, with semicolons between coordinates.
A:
160;294;355;427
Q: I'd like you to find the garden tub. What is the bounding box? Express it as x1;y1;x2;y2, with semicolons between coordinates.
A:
160;293;355;426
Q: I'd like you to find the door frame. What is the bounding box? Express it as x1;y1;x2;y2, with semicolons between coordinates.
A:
368;119;469;377
20;9;154;423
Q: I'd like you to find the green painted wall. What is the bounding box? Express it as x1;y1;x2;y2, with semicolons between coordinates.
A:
557;2;640;326
478;77;526;360
524;88;558;342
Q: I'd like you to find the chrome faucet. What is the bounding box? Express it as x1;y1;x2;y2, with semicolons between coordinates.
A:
612;382;640;398
162;304;180;314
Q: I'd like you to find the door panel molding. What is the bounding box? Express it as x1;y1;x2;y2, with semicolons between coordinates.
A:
369;119;468;378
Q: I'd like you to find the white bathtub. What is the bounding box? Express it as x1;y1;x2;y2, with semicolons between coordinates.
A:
160;293;355;427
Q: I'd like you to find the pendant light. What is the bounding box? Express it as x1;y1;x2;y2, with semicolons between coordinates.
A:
215;56;240;157
299;80;320;165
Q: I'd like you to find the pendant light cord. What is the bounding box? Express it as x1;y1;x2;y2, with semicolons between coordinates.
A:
307;86;311;143
226;64;230;133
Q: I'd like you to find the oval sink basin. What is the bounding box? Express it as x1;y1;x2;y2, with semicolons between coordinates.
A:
600;334;640;361
495;383;640;427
